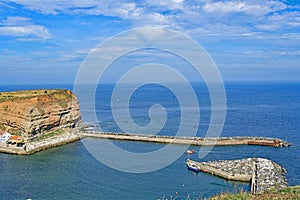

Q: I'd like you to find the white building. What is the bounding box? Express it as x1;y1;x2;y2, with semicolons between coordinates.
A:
0;131;11;143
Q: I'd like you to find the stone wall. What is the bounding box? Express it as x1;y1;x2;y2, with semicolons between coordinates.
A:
186;158;287;194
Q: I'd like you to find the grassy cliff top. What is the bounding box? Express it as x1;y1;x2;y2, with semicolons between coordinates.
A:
0;89;73;102
210;185;300;200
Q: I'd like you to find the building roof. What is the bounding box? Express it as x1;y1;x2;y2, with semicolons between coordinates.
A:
10;135;20;139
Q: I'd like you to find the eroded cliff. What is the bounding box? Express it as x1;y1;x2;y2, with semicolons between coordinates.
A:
0;89;81;137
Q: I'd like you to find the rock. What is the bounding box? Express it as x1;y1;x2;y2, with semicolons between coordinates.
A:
187;158;287;194
0;89;81;137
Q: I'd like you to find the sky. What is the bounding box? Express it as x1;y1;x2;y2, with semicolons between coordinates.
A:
0;0;300;85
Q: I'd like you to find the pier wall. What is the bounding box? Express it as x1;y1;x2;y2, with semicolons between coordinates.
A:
80;132;291;147
186;158;287;194
25;132;81;154
0;142;26;155
0;131;291;155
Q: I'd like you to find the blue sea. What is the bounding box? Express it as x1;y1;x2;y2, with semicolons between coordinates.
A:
0;83;299;199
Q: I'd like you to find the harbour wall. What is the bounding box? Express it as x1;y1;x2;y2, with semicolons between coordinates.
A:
25;132;82;154
186;158;287;194
0;131;291;155
80;132;291;147
0;132;81;155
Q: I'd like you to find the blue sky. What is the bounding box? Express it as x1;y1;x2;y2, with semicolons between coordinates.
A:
0;0;299;85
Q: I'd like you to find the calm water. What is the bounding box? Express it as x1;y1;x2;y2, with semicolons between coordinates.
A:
0;83;299;199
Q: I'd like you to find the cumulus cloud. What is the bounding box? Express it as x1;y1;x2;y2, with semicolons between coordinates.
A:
202;1;286;15
2;0;299;40
0;16;51;40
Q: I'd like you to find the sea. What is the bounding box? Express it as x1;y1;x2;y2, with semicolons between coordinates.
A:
0;83;299;200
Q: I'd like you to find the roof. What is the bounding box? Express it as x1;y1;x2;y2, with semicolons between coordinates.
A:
10;135;20;139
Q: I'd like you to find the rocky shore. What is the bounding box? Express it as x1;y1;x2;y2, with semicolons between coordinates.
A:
187;158;287;194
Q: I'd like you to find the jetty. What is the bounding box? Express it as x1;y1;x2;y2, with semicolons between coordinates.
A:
186;158;287;194
0;142;26;154
0;131;81;155
0;131;291;155
80;131;291;147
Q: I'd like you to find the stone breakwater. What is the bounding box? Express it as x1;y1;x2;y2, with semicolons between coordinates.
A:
0;131;291;155
0;132;81;155
24;132;82;154
80;132;291;147
255;158;287;194
186;158;287;194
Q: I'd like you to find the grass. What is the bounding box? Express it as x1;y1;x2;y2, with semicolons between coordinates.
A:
0;89;72;102
210;186;300;200
31;130;64;142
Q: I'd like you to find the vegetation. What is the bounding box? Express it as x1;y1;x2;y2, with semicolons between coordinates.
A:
0;124;6;131
31;130;64;142
210;186;300;200
8;128;21;135
0;89;72;102
58;101;68;109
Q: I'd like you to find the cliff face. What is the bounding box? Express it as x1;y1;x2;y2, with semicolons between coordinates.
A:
0;89;81;137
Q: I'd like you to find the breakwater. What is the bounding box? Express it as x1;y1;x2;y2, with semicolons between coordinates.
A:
25;132;82;154
0;132;81;155
186;158;287;194
0;142;26;154
80;132;291;147
0;131;291;155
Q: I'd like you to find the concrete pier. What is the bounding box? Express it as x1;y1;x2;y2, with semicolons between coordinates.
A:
0;131;291;155
25;132;81;154
80;131;291;147
186;158;287;194
0;132;81;155
0;142;26;155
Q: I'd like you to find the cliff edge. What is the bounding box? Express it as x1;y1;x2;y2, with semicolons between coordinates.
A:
0;89;81;138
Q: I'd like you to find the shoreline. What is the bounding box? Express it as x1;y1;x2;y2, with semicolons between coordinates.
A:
0;131;291;155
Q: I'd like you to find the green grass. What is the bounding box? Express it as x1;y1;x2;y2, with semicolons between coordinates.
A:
210;193;251;200
31;130;64;142
210;186;300;200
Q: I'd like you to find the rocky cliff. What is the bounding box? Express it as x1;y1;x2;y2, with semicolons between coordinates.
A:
0;89;81;137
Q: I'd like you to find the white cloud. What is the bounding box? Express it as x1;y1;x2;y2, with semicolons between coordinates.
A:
0;16;51;40
256;11;300;31
3;0;300;41
144;0;184;10
0;16;31;26
187;24;260;39
202;1;286;16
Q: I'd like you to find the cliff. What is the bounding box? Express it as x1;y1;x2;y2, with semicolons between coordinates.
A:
0;89;81;138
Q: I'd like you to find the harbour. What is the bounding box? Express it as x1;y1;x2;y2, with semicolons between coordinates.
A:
186;158;287;195
0;130;292;155
0;83;299;199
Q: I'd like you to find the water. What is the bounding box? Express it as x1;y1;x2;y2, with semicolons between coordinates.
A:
0;83;299;199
